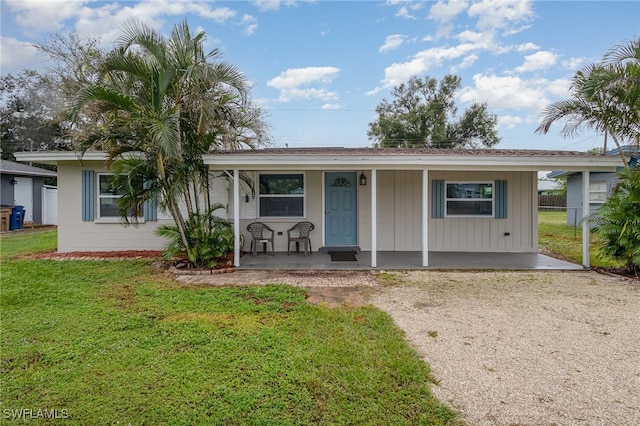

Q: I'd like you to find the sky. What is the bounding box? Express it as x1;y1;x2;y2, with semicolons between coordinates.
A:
1;0;639;152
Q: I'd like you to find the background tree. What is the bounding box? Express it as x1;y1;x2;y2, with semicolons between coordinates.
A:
0;70;70;160
367;74;500;149
69;19;269;267
535;38;640;163
1;32;105;161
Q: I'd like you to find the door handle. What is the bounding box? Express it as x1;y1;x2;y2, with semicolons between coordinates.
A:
325;209;329;214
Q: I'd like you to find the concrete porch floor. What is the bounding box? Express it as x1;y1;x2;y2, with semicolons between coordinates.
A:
238;250;583;270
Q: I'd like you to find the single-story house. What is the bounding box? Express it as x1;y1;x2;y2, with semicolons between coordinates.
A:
0;159;57;226
547;146;639;226
15;148;623;268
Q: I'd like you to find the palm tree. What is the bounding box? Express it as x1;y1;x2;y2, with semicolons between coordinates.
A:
69;19;268;266
535;38;640;164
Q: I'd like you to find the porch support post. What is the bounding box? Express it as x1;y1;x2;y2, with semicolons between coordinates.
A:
582;170;590;268
422;169;429;267
233;169;241;267
371;169;377;268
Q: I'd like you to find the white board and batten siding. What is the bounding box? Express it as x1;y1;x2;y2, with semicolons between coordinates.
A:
429;171;537;253
358;170;537;253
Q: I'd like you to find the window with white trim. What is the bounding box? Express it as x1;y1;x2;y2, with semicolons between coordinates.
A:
589;181;607;204
97;173;141;220
258;173;304;217
97;173;124;219
445;182;494;216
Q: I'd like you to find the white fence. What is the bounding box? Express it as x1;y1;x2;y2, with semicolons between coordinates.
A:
42;186;58;225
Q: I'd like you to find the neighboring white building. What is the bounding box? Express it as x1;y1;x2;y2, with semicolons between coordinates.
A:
0;159;57;225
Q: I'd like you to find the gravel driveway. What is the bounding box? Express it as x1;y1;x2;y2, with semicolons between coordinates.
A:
367;270;640;426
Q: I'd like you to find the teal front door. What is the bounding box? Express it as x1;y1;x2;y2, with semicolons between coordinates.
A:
325;172;357;246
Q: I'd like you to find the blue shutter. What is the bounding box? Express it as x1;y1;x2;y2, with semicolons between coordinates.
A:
432;180;445;218
495;180;507;219
143;181;157;221
81;170;94;221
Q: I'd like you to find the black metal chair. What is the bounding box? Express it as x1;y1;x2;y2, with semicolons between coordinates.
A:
246;222;275;256
287;221;315;256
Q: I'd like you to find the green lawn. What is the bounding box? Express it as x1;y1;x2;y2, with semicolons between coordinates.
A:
538;210;622;268
0;231;459;425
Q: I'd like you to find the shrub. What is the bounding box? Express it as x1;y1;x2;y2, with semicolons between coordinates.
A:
591;167;640;275
156;206;234;268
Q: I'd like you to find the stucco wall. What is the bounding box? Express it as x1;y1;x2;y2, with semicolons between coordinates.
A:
57;161;171;252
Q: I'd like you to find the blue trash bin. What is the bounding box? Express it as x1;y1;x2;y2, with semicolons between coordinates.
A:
9;206;24;230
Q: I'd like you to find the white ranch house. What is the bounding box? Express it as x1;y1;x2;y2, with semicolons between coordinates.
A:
16;148;623;268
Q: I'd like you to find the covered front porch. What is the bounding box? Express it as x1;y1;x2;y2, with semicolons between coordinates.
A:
238;250;582;270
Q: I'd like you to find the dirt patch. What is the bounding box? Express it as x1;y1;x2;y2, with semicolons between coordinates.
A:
305;286;368;308
368;270;640;425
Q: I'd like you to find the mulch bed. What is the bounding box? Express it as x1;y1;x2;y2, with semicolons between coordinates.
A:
18;250;239;275
21;250;164;260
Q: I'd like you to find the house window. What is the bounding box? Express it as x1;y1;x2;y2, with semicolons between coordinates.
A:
445;182;493;216
97;173;140;220
589;181;607;204
258;173;304;217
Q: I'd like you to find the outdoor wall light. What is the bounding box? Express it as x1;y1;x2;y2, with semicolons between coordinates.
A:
10;178;17;185
245;194;250;203
359;172;367;186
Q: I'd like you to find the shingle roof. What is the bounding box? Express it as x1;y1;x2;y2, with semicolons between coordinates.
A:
0;159;57;177
215;147;594;157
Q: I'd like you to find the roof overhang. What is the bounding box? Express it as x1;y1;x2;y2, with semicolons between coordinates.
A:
14;148;624;172
202;148;623;172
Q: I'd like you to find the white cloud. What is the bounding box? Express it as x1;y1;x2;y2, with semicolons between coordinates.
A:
497;114;523;129
375;43;476;90
395;5;416;20
267;66;340;102
387;0;425;19
379;34;405;53
515;50;558;73
468;0;534;32
6;0;237;42
458;73;570;112
429;0;469;23
5;0;89;32
451;54;478;72
240;15;258;36
562;57;585;70
321;103;342;110
517;42;539;52
253;0;282;12
252;0;299;12
0;37;42;74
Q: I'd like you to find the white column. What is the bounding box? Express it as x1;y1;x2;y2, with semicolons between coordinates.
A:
582;170;590;268
233;169;241;267
371;169;377;268
422;169;429;267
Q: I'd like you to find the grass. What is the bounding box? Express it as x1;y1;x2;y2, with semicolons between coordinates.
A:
0;230;459;425
538;210;623;268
